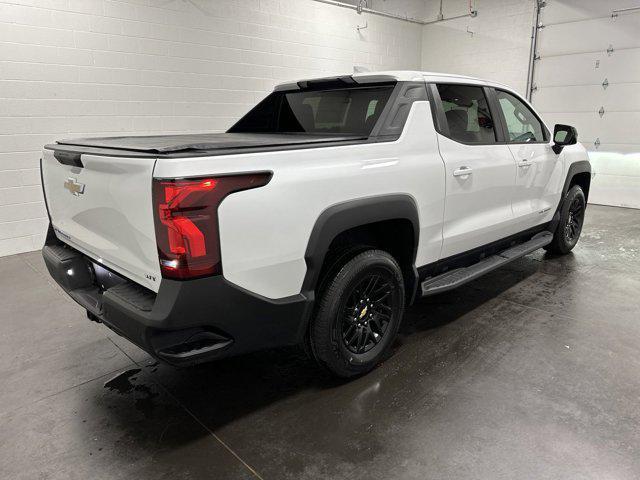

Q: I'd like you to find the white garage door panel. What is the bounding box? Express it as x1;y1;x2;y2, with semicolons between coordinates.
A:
542;0;640;24
588;146;640;209
535;48;640;87
589;146;640;175
533;2;640;208
539;14;640;57
585;142;640;158
540;112;640;145
589;174;640;208
534;84;640;113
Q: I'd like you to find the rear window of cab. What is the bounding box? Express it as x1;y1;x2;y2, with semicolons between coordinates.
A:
229;85;394;136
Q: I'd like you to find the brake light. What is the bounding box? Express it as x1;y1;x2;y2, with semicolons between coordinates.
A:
152;173;271;280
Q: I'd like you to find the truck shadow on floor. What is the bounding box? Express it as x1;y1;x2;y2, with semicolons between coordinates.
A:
93;253;556;452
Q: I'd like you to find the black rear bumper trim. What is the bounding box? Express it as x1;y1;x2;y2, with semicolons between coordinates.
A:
42;234;313;366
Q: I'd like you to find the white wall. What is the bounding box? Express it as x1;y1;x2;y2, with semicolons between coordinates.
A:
6;0;633;258
421;0;535;96
0;0;423;257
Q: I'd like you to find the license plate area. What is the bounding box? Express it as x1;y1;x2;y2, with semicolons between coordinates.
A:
90;261;127;292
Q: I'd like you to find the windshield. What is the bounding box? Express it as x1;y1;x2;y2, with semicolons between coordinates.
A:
228;85;394;136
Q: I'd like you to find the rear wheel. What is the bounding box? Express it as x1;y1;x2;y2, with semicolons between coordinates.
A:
310;249;405;378
546;185;586;254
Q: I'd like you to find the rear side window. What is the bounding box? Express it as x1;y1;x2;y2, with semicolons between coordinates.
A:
436;84;496;144
229;86;394;136
495;90;546;142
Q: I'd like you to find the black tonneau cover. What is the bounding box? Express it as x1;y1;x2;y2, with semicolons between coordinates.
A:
54;132;364;154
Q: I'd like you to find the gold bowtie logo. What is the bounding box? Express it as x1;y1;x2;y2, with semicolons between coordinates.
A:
64;178;85;196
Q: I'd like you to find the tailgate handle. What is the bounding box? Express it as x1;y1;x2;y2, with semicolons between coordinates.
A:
54;151;84;168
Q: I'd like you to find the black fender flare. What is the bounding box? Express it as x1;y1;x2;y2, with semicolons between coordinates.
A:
562;160;591;198
301;194;420;298
549;160;592;232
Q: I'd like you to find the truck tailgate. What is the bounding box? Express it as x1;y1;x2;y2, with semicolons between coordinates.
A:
41;149;160;292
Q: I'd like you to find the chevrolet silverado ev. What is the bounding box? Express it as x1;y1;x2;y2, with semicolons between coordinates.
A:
40;71;591;377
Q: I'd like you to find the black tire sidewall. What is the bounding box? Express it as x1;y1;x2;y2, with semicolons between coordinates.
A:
311;250;405;377
551;185;586;254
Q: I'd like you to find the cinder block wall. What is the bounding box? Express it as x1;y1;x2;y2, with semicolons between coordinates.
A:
0;0;422;257
421;0;534;96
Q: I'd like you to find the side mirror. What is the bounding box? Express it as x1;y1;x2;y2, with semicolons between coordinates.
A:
552;124;577;154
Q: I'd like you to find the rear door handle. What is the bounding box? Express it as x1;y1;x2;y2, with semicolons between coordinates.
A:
453;166;473;177
518;160;533;167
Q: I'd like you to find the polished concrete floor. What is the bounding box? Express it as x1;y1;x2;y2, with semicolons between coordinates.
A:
1;204;640;479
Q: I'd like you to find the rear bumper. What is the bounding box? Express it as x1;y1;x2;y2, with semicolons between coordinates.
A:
42;234;312;366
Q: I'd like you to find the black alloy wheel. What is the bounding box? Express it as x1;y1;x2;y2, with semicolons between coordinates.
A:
341;273;394;355
546;185;586;254
564;195;585;243
310;249;405;377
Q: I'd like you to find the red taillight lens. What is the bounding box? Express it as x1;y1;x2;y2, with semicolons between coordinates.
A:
152;173;271;280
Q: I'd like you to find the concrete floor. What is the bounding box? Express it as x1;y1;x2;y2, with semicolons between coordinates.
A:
1;204;640;480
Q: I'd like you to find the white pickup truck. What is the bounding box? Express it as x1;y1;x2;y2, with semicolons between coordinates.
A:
41;71;591;377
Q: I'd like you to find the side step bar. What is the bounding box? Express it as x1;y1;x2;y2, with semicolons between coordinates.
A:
421;231;553;297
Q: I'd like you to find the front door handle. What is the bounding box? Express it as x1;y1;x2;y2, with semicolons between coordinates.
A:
518;160;533;167
453;166;473;177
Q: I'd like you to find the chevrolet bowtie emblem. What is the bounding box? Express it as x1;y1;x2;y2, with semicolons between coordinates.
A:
64;178;85;196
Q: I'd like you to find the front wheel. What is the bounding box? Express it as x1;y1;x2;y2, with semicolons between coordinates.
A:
310;249;405;378
546;185;586;254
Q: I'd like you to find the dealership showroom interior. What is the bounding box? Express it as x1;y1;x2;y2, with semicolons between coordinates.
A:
1;0;640;478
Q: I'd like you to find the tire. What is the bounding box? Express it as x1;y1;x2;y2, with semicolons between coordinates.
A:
310;249;405;378
546;185;586;254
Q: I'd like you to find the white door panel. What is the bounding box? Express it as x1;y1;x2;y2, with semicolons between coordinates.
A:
509;143;564;229
492;88;561;230
437;134;517;258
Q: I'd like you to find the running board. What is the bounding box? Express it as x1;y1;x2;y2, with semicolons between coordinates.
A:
421;231;553;297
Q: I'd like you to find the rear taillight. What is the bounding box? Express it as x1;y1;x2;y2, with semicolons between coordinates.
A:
152;172;271;280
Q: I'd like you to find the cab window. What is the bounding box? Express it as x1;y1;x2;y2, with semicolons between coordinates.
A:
495;90;546;143
229;85;394;136
436;84;497;144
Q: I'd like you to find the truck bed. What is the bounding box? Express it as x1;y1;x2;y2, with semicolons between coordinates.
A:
46;132;367;158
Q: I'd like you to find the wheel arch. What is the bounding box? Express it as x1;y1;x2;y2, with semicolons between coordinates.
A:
563;160;592;201
548;160;591;234
301;194;420;303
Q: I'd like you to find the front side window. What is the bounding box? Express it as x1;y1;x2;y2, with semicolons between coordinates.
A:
436;84;496;144
229;85;394;136
495;90;546;142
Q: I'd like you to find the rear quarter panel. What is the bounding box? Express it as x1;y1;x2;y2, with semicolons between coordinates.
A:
153;102;445;299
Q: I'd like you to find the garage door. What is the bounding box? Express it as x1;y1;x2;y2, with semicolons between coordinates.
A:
532;0;640;208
